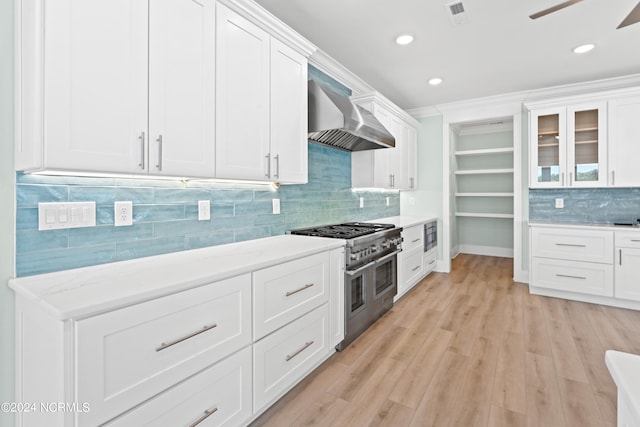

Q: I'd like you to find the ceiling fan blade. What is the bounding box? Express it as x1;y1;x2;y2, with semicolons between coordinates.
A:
618;1;640;28
529;0;584;20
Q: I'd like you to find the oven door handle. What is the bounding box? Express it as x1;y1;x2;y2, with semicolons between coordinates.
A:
345;260;376;276
375;249;402;265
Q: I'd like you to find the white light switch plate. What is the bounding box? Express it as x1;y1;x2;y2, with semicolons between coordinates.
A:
272;199;281;214
38;202;96;230
359;197;364;208
198;200;211;220
555;198;564;209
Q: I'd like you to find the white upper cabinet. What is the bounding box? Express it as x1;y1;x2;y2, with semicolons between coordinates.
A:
529;101;607;188
270;39;308;184
351;95;418;190
608;96;640;187
148;0;216;177
215;3;271;181
215;3;309;184
16;0;215;177
17;0;148;174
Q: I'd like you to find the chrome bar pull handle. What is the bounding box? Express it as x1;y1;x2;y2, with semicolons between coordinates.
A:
412;265;421;272
561;172;565;186
286;341;314;362
156;135;163;171
155;323;217;352
410;177;415;189
285;283;314;297
138;132;146;170
555;243;586;248
612;170;616;186
189;406;218;427
556;274;586;280
620;249;623;266
274;154;280;179
569;172;573;186
265;153;271;178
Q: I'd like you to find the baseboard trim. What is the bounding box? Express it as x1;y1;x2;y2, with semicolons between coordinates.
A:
458;244;514;258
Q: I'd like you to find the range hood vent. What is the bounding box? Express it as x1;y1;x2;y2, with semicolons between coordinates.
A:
308;80;395;152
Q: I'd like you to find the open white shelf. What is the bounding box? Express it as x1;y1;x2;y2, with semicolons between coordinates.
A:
455;168;514;175
454;147;514;156
455;192;514;197
455;212;514;219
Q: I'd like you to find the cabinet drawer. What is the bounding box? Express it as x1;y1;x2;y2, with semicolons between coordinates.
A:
402;225;423;252
106;347;252;427
424;248;437;273
531;227;613;264
253;252;329;340
531;257;613;297
75;274;251;426
402;247;424;285
253;304;330;412
615;231;640;248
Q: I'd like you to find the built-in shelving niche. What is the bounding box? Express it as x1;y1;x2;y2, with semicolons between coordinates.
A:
450;118;515;258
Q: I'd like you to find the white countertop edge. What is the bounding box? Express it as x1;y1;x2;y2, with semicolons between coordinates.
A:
371;215;437;229
605;350;640;419
529;221;640;232
9;235;345;321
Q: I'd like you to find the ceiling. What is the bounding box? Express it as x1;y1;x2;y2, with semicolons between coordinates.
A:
254;0;640;110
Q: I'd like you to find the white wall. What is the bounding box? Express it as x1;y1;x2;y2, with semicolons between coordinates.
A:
1;0;15;425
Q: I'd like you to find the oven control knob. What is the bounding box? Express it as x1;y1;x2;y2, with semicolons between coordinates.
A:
381;241;390;249
350;253;358;261
371;245;379;253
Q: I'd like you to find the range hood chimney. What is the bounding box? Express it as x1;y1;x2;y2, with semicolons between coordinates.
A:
307;80;395;151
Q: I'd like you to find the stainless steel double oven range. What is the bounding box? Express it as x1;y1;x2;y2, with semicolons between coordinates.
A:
290;222;402;351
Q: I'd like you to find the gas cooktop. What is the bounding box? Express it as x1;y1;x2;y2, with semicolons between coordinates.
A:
289;222;396;239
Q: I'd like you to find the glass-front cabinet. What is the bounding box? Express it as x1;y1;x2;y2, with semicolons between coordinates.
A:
529;102;607;188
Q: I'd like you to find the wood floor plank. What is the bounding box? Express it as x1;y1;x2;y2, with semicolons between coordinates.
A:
525;352;566;427
251;254;640;427
492;331;527;415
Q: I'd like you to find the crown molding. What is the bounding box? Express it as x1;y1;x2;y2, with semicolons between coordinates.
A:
307;49;374;96
409;73;640;120
219;0;317;57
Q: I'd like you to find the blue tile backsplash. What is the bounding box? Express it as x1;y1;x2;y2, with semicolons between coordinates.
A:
15;66;400;276
530;188;640;224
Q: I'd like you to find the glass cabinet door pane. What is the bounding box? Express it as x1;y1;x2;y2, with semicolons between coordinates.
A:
573;109;599;182
537;113;560;183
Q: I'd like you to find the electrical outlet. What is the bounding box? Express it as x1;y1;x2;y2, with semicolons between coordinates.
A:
198;200;211;221
272;198;281;214
555;198;564;209
409;197;415;206
359;197;364;208
114;201;133;226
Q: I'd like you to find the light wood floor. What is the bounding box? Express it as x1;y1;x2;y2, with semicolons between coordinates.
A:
251;254;640;427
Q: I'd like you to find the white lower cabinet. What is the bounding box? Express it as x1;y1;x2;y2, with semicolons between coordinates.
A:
253;252;329;340
615;232;640;302
13;244;344;427
396;223;435;300
106;347;252;427
253;304;330;412
530;224;640;309
76;274;252;426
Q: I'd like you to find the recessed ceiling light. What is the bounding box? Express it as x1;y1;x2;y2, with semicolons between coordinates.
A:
395;34;414;45
428;77;443;86
573;43;595;54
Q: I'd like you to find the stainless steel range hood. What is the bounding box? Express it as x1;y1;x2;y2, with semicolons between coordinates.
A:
308;80;395;151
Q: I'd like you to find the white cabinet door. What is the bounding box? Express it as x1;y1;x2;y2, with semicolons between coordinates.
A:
530;107;567;188
406;126;418;190
616;247;640;302
148;0;215;178
42;0;148;174
372;107;402;189
566;102;608;187
215;3;271;181
609;96;640;187
270;38;308;184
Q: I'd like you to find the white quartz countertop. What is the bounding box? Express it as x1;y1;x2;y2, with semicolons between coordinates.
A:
605;350;640;421
9;235;344;321
371;215;437;229
529;221;640;232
